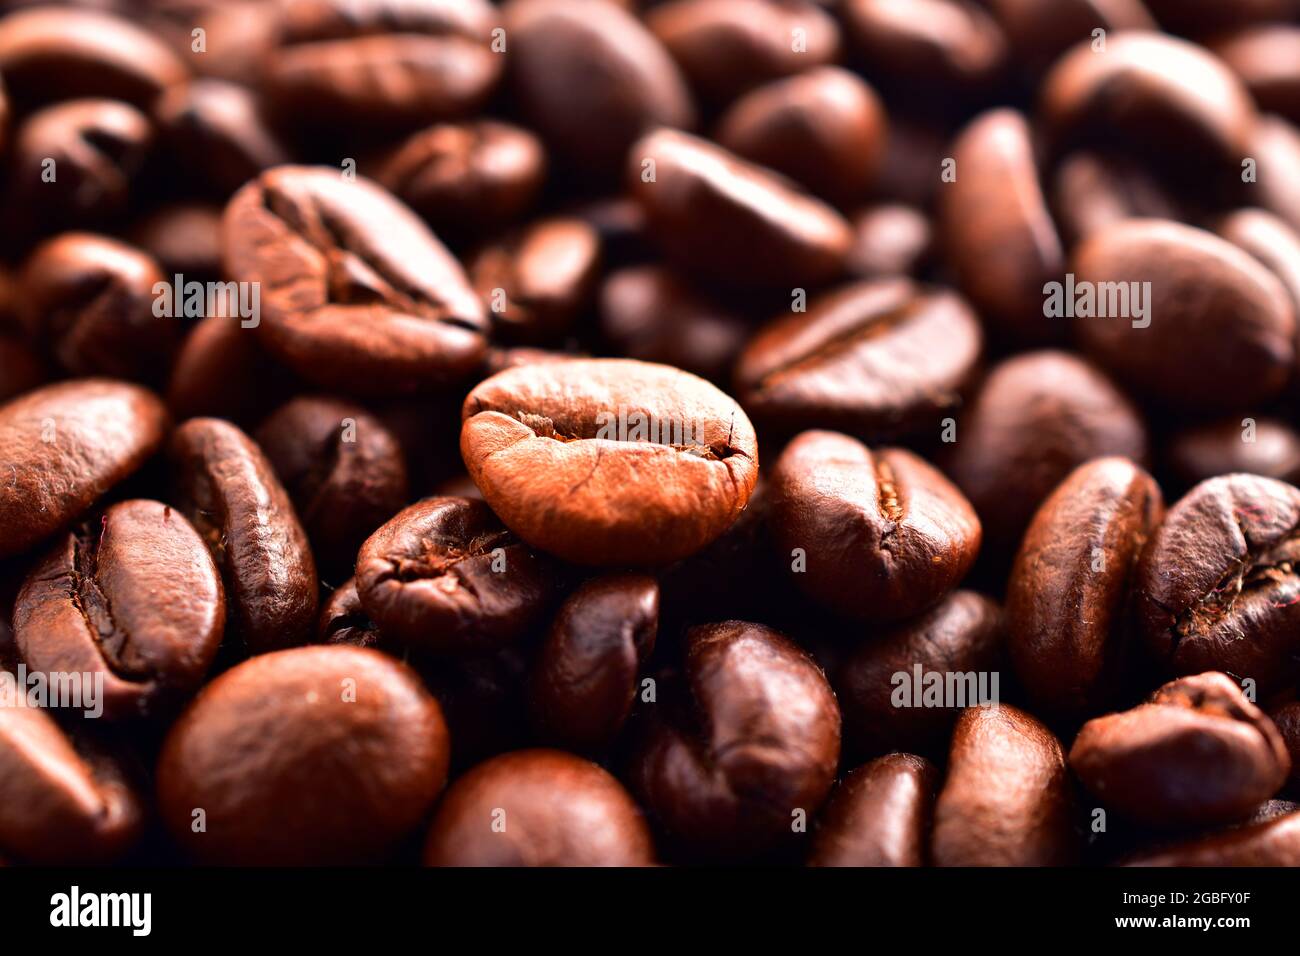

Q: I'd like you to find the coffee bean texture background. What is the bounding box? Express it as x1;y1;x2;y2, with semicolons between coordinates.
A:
2;0;1300;874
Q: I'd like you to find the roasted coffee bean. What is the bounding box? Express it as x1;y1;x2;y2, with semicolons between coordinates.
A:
629;128;852;288
984;0;1156;80
1271;702;1300;795
255;396;409;577
372;120;547;238
506;0;695;179
627;621;840;861
845;204;934;280
1121;810;1300;866
646;0;841;107
734;279;983;442
130;203;224;281
529;574;658;752
354;496;554;654
13;500;224;720
6;99;153;235
1215;208;1300;325
222;166;488;394
1071;672;1291;828
470;218;601;344
1051;151;1182;249
841;0;1007;96
1252;115;1300;234
598;265;749;384
940;109;1065;345
461;358;759;566
154;79;291;196
262;0;502;130
808;753;938;867
1213;26;1300;126
1073;220;1296;411
0;379;168;559
874;119;947;208
169;417;318;654
0;6;185;110
714;66;887;207
770;431;981;620
1135;474;1300;692
1007;458;1163;716
19;233;179;384
1163;417;1300;490
0;334;44;405
424;749;655;866
157;646;449;865
1040;32;1257;175
166;314;294;426
943;351;1148;564
317;577;382;649
932;704;1079;866
0;702;143;864
836;591;1004;756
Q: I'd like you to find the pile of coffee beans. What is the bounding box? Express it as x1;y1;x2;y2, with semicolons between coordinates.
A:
3;0;1300;868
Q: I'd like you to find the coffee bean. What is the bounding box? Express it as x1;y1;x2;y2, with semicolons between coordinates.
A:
1120;809;1300;866
0;702;143;864
19;233;179;384
130;202;224;281
169;417;318;654
6;99;153;236
940;109;1065;344
734;278;983;442
943;350;1148;564
985;0;1156;80
627;621;840;861
222;166;489;394
770;430;981;620
507;0;695;179
714;66;887;207
0;379;168;559
1007;457;1163;716
845;204;934;280
646;0;841;107
598;265;749;383
461;358;759;565
423;749;655;866
255;396;409;578
0;333;44;405
842;0;1007;96
1215;208;1300;331
262;0;502;130
1040;32;1256;175
808;753;938;867
0;6;185;110
628;128;852;288
355;496;554;654
469;217;602;344
1213;25;1300;124
1252;115;1300;234
932;704;1080;866
1163;416;1300;490
154;79;291;196
166;314;295;426
529;574;658;752
157;645;449;865
371;119;547;238
14;500;224;720
1071;672;1291;827
1073;219;1296;411
1136;473;1300;692
836;590;1004;756
317;577;382;649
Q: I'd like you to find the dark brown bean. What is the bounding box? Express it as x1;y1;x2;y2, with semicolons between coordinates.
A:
1120;810;1300;866
169;417;318;654
0;379;168;559
932;704;1080;866
1071;672;1291;828
769;430;981;620
1163;416;1300;490
808;753;938;867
